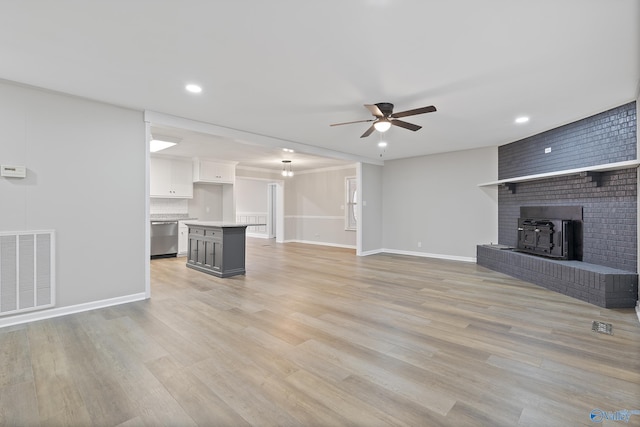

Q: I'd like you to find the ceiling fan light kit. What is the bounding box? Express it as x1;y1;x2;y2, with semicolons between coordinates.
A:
330;102;437;138
373;119;391;133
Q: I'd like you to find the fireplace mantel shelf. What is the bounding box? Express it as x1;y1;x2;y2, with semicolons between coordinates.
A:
478;159;640;187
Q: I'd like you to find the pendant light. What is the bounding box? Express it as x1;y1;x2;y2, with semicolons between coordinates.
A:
281;160;294;177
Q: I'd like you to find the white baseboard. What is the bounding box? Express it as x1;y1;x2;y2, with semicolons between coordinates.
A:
358;248;385;256
0;292;147;329
284;239;356;250
369;248;476;263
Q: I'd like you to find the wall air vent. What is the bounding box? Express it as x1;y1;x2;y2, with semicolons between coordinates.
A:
0;231;55;316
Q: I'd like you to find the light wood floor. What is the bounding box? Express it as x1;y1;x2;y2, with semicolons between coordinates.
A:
1;239;639;426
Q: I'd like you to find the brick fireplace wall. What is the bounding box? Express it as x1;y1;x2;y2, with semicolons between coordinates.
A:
498;170;637;272
498;101;637;273
499;102;637;179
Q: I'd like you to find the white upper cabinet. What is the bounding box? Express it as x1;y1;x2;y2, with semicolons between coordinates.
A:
150;157;193;198
192;159;236;184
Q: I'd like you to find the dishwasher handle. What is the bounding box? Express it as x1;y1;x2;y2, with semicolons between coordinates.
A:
151;221;179;225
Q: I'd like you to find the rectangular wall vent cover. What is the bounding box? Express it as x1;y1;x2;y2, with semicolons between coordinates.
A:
0;231;55;316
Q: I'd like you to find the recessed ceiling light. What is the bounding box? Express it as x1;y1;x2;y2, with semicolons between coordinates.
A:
149;135;181;152
378;141;388;148
150;140;177;152
515;116;530;124
185;84;202;94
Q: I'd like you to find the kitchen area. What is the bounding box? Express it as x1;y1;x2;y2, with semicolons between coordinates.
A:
149;151;273;277
149;155;238;259
147;122;359;276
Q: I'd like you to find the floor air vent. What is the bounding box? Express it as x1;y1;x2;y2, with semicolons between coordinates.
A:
591;320;613;335
0;231;55;316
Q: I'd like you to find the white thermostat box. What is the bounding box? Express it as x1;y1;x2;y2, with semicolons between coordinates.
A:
1;165;27;178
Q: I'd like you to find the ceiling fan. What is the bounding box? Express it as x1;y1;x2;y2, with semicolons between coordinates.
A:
330;102;437;138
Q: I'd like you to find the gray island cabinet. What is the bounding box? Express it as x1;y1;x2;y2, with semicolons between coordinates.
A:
184;222;248;278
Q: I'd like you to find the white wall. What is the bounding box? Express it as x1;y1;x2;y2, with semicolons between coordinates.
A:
236;178;269;237
236;178;268;213
360;162;383;255
236;167;282;181
636;93;640;314
284;165;357;248
236;168;284;241
382;146;498;261
0;81;146;314
188;183;223;220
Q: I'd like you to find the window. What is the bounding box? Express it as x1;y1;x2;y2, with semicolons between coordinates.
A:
345;176;357;230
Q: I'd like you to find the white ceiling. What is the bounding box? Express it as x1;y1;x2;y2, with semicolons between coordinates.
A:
150;124;355;171
1;1;638;171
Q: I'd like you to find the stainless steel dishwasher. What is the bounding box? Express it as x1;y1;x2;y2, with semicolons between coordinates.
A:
150;221;179;258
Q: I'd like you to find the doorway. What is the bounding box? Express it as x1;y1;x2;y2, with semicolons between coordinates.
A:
268;182;284;243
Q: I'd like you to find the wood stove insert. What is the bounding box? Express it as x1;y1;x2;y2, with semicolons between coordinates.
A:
516;206;583;260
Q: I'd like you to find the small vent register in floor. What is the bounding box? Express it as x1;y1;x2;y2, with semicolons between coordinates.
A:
591;320;613;335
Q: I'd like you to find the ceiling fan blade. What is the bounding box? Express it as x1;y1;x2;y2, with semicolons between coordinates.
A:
364;104;384;117
360;124;376;138
330;119;375;127
390;105;437;119
391;119;422;132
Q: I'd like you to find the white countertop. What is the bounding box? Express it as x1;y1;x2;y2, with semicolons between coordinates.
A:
150;215;198;222
184;221;266;228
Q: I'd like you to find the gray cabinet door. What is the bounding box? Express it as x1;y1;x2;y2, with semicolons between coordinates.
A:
198;239;208;267
210;239;222;271
188;236;199;264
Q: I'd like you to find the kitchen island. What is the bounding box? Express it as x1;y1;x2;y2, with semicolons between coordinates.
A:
184;221;254;278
